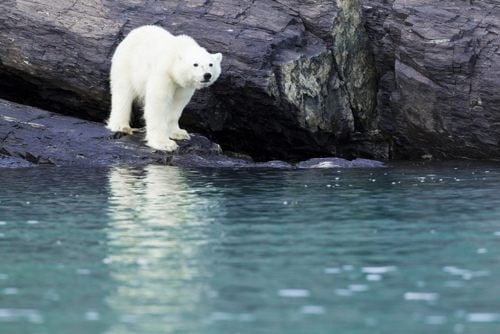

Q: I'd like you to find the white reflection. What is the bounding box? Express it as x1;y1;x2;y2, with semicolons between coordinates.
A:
105;166;218;334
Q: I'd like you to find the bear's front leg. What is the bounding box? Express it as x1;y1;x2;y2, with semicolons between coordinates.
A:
168;88;195;141
107;81;135;135
144;81;178;152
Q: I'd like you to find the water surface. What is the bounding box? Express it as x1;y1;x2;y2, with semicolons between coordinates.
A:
1;163;500;334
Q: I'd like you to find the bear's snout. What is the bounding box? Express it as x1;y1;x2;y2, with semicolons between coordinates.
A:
203;73;212;81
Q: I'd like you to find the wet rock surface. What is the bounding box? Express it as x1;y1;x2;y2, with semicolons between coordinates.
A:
0;0;386;162
0;99;383;169
0;154;34;168
297;157;384;169
363;0;500;160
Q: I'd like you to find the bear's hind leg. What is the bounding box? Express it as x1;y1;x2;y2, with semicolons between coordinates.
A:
107;82;134;135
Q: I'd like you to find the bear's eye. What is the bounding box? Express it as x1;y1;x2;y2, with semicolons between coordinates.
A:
209;63;213;67
193;63;199;67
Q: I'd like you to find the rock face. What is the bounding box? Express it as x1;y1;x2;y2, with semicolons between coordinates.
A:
0;0;386;162
363;0;500;160
3;0;497;162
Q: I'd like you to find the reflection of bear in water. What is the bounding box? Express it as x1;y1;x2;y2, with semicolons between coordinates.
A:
107;25;223;152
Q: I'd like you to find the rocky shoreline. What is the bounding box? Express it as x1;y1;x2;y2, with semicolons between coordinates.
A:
0;99;384;169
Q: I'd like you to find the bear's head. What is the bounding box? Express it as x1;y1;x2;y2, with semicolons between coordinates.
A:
173;46;223;90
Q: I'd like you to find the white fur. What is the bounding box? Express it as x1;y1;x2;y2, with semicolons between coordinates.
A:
107;25;222;151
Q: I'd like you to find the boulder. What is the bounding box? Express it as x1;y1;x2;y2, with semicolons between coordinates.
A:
363;0;500;160
0;0;387;161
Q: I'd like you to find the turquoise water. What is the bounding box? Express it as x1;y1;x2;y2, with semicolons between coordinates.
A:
1;164;500;334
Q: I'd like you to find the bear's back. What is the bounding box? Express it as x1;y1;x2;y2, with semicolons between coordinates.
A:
128;25;173;42
120;26;174;56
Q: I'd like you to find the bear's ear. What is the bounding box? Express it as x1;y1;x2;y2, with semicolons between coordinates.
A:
213;52;223;63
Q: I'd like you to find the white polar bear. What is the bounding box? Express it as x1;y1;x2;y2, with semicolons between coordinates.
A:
107;25;222;151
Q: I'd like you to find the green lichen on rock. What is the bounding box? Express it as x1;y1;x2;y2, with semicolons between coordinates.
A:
332;0;378;133
274;48;335;131
269;0;378;142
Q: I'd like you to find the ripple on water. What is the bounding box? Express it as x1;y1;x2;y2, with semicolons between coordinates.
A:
466;313;500;323
300;305;325;315
442;266;490;280
425;315;447;325
0;309;44;323
335;289;352;297
84;311;100;321
209;312;255;322
366;274;382;281
404;292;439;302
444;281;464;288
361;266;397;274
349;284;369;292
3;288;18;295
324;267;342;274
278;289;310;298
76;268;91;275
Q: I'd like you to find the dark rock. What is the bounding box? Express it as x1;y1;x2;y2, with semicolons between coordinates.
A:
0;0;387;162
0;154;34;168
296;157;384;169
0;98;259;168
0;99;163;167
363;0;500;160
1;99;381;169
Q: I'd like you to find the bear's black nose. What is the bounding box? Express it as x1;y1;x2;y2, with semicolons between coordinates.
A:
203;73;212;81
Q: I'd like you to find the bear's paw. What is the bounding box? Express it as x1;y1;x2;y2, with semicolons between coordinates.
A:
147;137;179;152
106;123;134;135
170;128;191;141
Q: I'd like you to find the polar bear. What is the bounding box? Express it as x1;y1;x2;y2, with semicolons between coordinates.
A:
107;25;222;151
